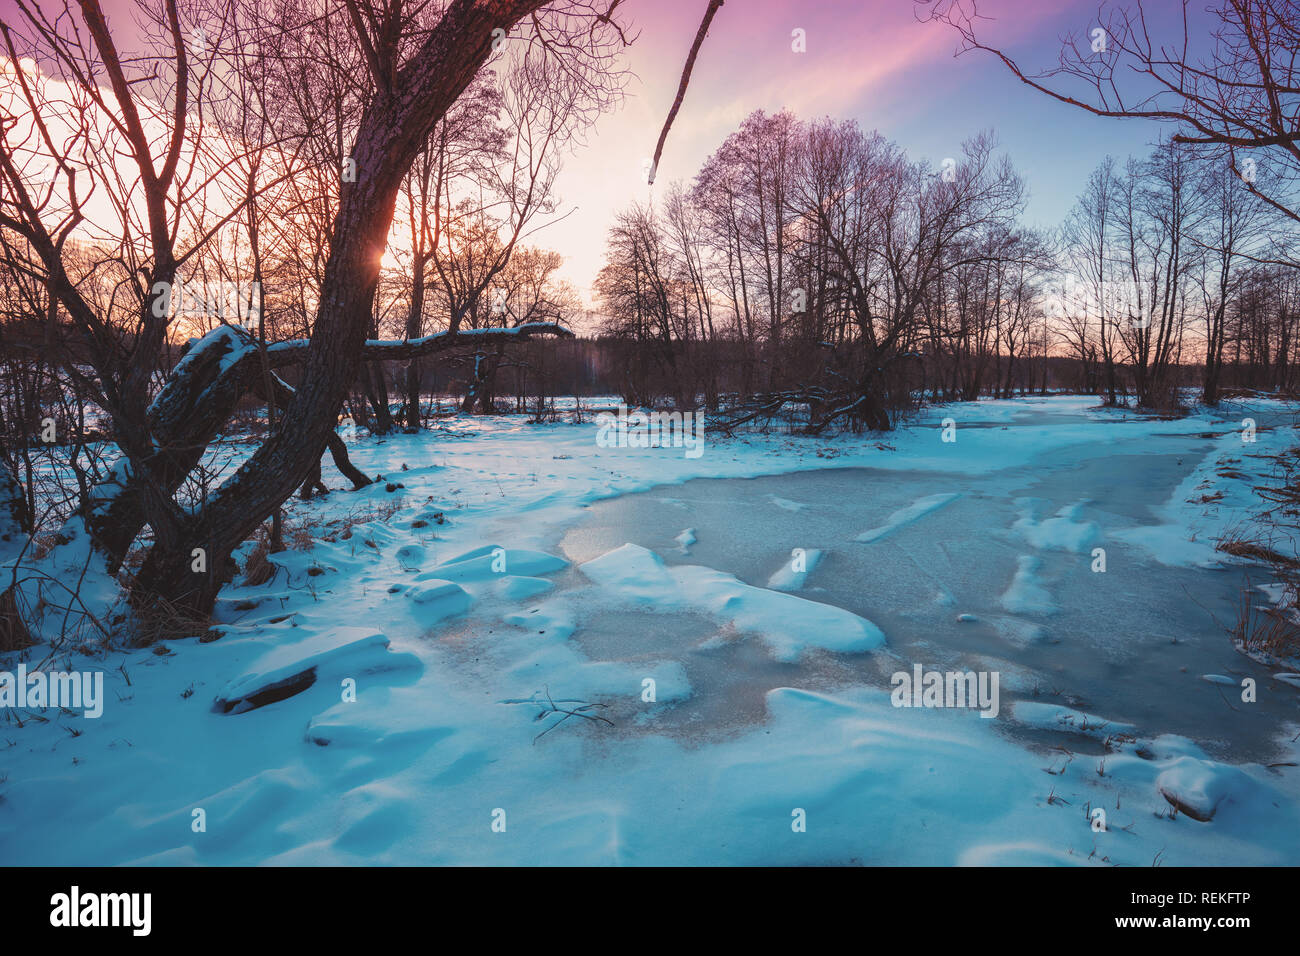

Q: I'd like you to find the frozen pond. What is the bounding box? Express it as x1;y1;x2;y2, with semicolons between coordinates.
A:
539;404;1300;763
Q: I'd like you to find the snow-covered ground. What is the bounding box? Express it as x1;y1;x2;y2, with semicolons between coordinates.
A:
3;395;1300;865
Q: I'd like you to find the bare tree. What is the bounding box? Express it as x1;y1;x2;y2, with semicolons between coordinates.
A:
928;1;1300;223
2;0;616;623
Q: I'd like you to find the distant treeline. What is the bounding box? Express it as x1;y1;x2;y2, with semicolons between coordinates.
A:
357;335;1298;420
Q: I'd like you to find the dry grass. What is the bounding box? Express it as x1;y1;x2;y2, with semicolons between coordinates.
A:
321;498;404;543
28;529;69;562
0;586;34;652
241;539;276;586
240;512;331;585
238;498;407;587
1216;534;1300;569
130;592;213;647
289;522;316;551
1230;580;1300;662
1213;445;1300;665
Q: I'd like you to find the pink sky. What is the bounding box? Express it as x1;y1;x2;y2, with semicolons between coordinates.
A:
543;0;1166;305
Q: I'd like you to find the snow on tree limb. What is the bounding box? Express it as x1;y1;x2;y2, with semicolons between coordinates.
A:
267;321;574;363
163;321;574;383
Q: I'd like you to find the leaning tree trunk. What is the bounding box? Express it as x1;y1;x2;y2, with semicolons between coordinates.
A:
82;326;258;572
81;325;372;573
253;376;373;497
129;314;574;618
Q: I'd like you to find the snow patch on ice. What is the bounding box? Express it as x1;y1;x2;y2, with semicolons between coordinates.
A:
1012;501;1100;553
768;496;806;512
1010;701;1137;740
766;548;823;591
1200;674;1237;686
580;544;884;661
999;556;1058;616
856;492;960;543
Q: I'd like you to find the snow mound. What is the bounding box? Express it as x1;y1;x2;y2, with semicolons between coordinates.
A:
1141;734;1211;761
305;686;458;749
580;544;885;661
1155;756;1253;822
419;545;567;582
13;516;123;644
405;579;472;619
990;616;1051;646
395;544;425;569
213;628;418;715
579;543;682;604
